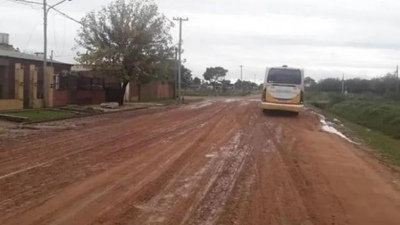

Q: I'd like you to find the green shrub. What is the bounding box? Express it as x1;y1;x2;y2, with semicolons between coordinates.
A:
330;100;400;139
329;94;346;106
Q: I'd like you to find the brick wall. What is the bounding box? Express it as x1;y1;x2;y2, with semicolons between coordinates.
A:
53;89;105;106
76;90;105;105
53;90;69;107
128;80;174;102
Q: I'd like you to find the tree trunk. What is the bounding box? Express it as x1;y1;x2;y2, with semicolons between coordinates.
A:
173;82;176;99
137;84;141;102
119;81;129;106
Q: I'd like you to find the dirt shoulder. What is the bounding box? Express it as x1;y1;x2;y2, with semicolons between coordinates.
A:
0;103;176;142
0;98;399;225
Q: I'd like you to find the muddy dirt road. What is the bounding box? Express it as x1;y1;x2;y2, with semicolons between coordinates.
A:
1;98;400;225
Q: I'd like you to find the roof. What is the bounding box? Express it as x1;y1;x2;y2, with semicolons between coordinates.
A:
269;66;302;70
0;49;73;65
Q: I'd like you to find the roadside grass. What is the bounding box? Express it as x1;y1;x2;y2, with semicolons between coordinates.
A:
304;91;332;102
308;92;400;167
3;109;76;122
329;100;400;139
309;104;400;167
343;121;400;167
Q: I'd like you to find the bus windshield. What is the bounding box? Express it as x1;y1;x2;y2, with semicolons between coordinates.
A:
267;69;302;85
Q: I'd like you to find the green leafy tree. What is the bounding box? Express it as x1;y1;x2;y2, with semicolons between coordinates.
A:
234;79;242;90
75;0;174;104
181;65;193;91
304;77;316;87
317;78;342;92
192;77;201;86
221;80;231;92
203;67;228;91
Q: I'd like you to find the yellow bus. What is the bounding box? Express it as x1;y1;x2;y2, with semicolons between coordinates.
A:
260;65;305;115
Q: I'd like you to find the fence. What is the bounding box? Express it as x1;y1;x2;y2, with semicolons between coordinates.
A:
53;73;123;106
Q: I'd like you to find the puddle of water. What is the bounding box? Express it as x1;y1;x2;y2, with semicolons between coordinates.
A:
206;153;217;158
224;99;238;103
189;101;213;109
313;112;359;144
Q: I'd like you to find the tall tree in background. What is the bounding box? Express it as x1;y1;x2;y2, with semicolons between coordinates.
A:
304;77;316;87
203;67;228;91
221;80;231;92
75;0;174;104
317;78;342;92
192;77;201;86
181;65;193;92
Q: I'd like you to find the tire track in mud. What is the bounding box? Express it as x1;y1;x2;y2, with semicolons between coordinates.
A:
91;103;246;225
0;103;226;222
11;102;241;224
0;105;217;176
276;118;350;225
1;99;400;225
0;103;220;176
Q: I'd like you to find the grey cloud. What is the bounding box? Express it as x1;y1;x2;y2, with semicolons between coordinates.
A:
1;0;400;81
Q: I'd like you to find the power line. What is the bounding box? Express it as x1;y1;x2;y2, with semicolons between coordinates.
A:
5;0;80;24
61;15;66;55
6;0;81;24
23;22;40;52
52;13;58;51
52;7;82;25
4;0;38;8
5;0;41;5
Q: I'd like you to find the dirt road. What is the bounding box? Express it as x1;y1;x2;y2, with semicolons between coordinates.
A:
1;98;400;225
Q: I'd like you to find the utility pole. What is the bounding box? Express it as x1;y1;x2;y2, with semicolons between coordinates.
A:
43;0;71;106
174;47;178;99
239;65;244;92
43;0;47;100
173;17;188;103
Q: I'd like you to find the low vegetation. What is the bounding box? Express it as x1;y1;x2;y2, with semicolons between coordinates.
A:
308;91;400;139
330;100;400;139
304;70;400;167
2;110;76;122
308;91;400;167
344;120;400;167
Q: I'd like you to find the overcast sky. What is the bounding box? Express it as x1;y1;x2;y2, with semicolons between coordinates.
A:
1;0;400;82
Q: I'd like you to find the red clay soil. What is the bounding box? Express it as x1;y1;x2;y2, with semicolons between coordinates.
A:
0;98;399;225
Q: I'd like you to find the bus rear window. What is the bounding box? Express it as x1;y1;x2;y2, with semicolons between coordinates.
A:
267;69;302;85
